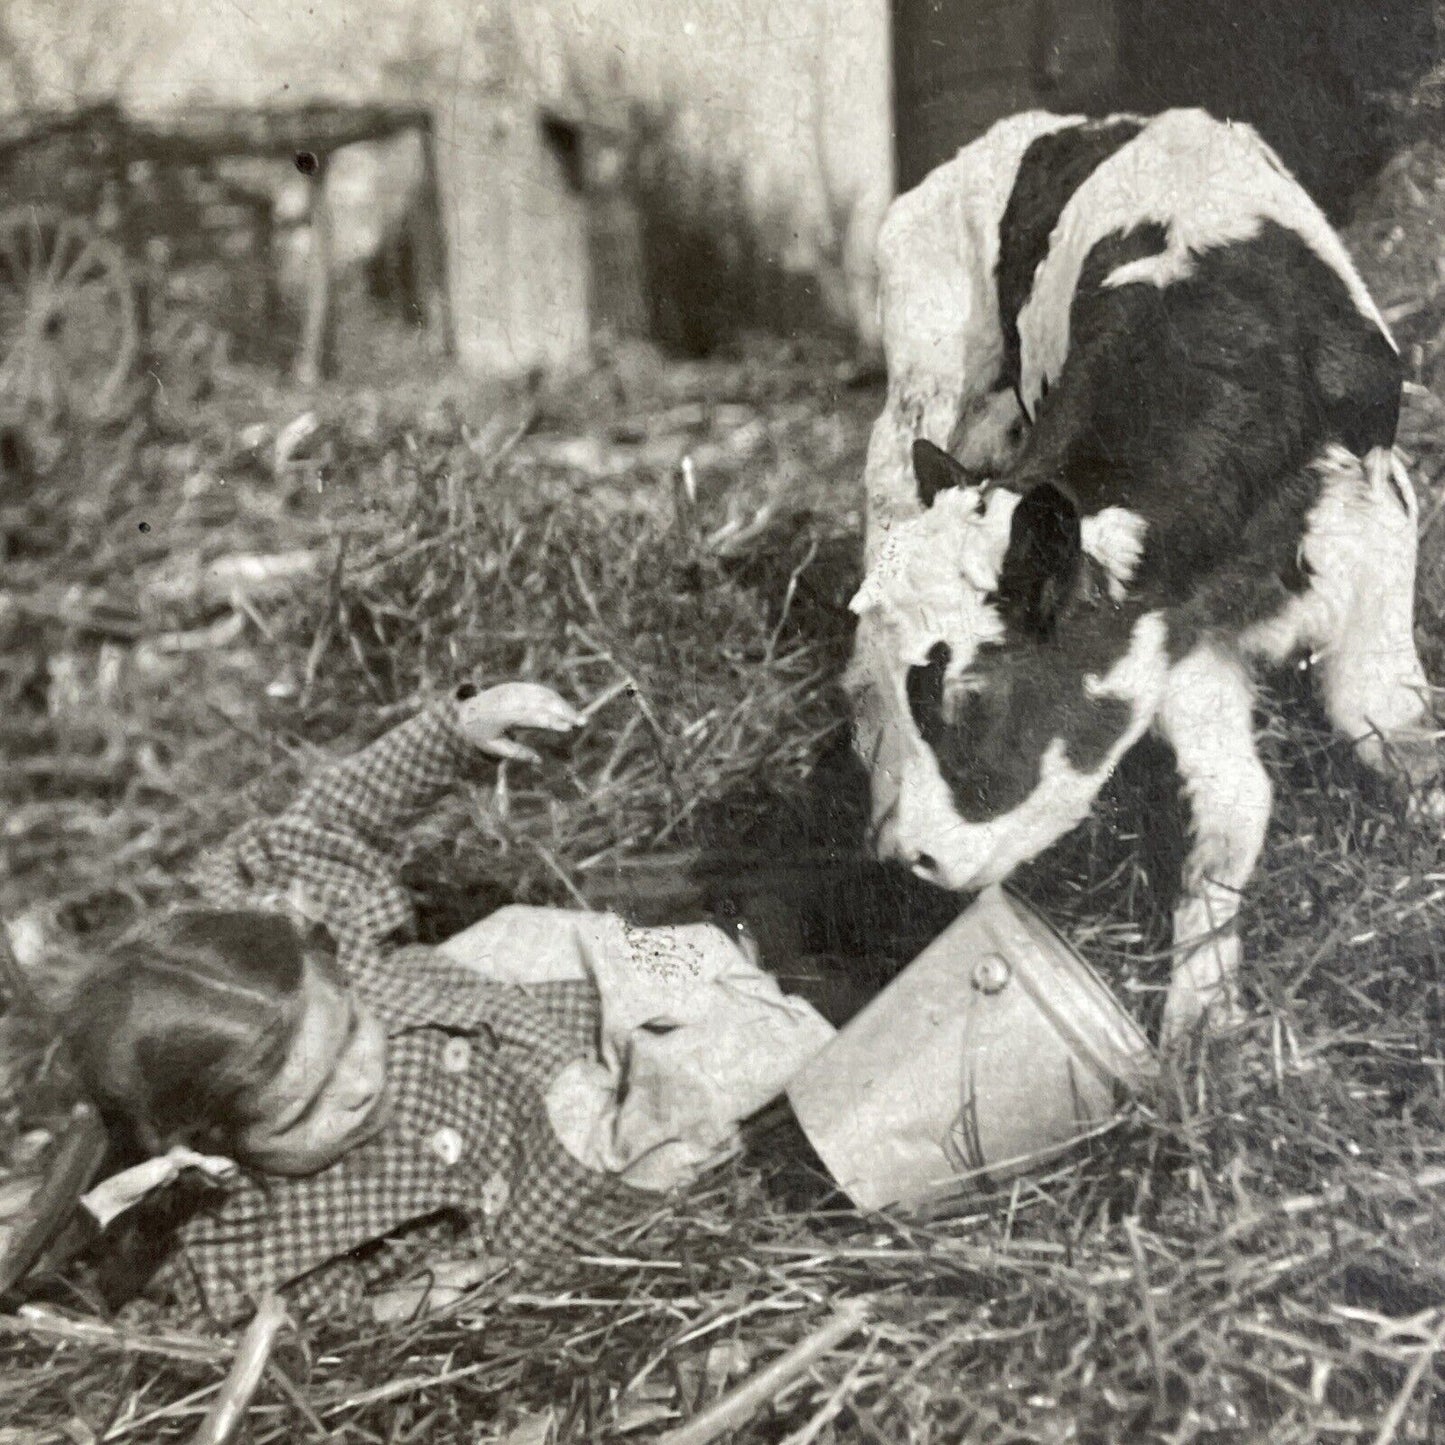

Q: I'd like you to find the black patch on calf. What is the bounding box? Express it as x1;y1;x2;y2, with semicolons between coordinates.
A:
1076;221;1170;293
906;625;1136;824
1308;303;1401;456
995;482;1083;639
1009;218;1399;635
912;438;971;508
996;118;1145;405
1167;460;1325;660
1279;547;1313;596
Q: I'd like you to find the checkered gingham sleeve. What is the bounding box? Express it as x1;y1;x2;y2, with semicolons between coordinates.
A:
191;700;482;955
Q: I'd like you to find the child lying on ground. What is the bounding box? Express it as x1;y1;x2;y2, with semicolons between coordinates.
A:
60;684;828;1326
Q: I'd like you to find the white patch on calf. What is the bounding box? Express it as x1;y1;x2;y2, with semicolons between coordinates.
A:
1239;443;1432;776
1238;445;1416;670
1085;610;1171;707
850;487;1018;671
1151;642;1269;1041
1080;506;1148;599
1016;109;1393;417
862;111;1080;562
849;487;1015;881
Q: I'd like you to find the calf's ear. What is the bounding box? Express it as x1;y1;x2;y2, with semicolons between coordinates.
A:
912;439;971;507
996;482;1081;639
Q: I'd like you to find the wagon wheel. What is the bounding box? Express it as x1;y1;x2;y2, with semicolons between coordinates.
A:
0;206;141;428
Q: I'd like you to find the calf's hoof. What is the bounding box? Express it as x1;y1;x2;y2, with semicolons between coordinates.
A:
1358;724;1444;789
1349;724;1445;825
1406;785;1445;827
1160;939;1247;1049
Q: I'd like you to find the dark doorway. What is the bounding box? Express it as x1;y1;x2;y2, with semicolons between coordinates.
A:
1116;0;1436;220
892;0;1118;194
891;0;1438;219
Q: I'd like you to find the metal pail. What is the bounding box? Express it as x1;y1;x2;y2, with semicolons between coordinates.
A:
785;885;1157;1211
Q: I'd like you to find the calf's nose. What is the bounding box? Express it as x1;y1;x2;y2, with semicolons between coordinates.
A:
869;805;941;881
905;850;942;882
867;797;900;859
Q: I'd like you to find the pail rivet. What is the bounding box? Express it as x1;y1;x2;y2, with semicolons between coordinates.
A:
972;954;1011;994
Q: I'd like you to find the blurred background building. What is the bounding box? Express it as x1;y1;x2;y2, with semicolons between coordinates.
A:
0;0;891;376
0;0;1435;381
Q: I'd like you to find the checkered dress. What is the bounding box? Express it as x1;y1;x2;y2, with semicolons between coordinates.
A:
145;700;652;1326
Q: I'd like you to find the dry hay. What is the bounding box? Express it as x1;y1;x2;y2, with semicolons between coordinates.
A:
3;307;1445;1439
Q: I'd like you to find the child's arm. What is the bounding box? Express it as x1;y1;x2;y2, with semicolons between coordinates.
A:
284;683;581;847
193;685;580;952
282;701;482;854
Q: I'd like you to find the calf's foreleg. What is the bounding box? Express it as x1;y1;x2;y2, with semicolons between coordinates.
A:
1153;645;1273;1044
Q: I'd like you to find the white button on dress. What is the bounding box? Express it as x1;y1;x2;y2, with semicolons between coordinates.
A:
429;1126;463;1167
442;1038;471;1074
481;1171;510;1219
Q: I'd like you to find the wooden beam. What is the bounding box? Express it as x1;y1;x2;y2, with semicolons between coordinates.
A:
295;153;334;386
415;122;455;358
255;196;280;344
0;100;438;175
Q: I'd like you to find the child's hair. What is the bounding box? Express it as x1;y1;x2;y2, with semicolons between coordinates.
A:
65;909;308;1158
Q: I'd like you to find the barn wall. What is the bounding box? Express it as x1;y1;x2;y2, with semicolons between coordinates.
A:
4;0;893;365
435;82;592;375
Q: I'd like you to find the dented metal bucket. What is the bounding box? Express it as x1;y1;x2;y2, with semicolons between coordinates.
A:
786;885;1157;1212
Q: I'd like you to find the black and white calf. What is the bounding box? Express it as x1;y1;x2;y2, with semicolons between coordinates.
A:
848;107;1438;1040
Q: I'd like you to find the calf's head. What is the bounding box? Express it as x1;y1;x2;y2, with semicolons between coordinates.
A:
846;440;1165;890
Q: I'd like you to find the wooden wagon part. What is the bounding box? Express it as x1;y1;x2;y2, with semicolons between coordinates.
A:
0;100;453;396
0;205;142;427
0;102;129;217
134;168;281;407
120;102;454;385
